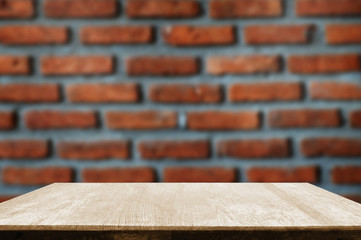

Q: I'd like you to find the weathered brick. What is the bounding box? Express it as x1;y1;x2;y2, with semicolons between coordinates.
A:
288;54;360;74
187;111;259;130
0;26;68;45
296;0;361;16
138;140;210;160
332;166;361;184
44;0;117;18
127;0;200;18
0;112;15;130
163;167;237;182
326;24;361;44
245;25;313;44
3;167;73;185
310;82;361;100
163;25;235;46
210;0;282;18
149;84;222;103
41;56;113;75
0;140;48;159
25;110;97;129
217;139;289;158
0;55;30;75
268;109;341;128
0;84;59;102
81;26;153;44
58;141;129;160
247;166;318;182
106;111;177;130
82;167;155;182
350;110;361;128
0;0;33;18
66;83;139;103
126;56;198;76
229;82;301;102
207;55;280;75
301;138;361;157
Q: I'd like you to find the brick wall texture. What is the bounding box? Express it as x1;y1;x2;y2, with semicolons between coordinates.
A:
0;0;360;203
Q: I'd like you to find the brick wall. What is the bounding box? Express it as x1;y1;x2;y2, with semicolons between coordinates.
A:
0;0;360;203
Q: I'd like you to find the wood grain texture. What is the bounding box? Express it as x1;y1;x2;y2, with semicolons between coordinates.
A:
0;183;360;231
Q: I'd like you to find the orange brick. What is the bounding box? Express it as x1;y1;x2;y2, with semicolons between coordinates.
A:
66;83;139;103
163;25;235;46
81;26;153;44
0;26;68;45
41;56;113;75
149;84;222;103
82;167;155;182
106;111;177;130
207;55;280;75
138;140;210;160
44;0;117;18
217;139;289;158
25;110;97;129
187;111;259;130
127;0;200;18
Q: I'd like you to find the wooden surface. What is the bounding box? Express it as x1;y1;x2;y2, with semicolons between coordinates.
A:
0;183;361;231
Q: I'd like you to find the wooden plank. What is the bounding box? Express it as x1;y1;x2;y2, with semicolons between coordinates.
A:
0;183;360;231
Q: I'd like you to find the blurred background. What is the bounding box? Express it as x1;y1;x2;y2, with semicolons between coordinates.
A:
0;0;360;203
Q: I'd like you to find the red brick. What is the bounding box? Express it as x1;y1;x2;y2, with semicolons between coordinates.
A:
164;167;236;182
149;84;222;103
0;55;30;75
163;25;235;46
332;166;361;184
296;0;361;16
288;54;360;74
217;139;289;158
0;0;33;18
106;111;177;130
126;56;198;76
44;0;117;18
0;195;17;203
81;26;153;45
268;109;341;128
0;84;59;102
326;24;361;44
245;25;313;44
0;140;48;159
25;110;97;129
138;140;210;160
207;55;280;75
247;166;318;182
0;26;68;45
58;141;129;160
66;83;139;103
229;82;301;102
343;194;361;204
2;167;73;185
350;110;361;128
301;138;361;157
310;82;361;100
187;111;259;130
82;167;155;182
41;56;113;75
0;112;15;130
126;0;200;18
210;0;282;18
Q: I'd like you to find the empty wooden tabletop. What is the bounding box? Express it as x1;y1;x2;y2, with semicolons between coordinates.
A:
0;183;360;232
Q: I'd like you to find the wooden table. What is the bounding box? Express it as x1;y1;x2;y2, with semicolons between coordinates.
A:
0;183;360;240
